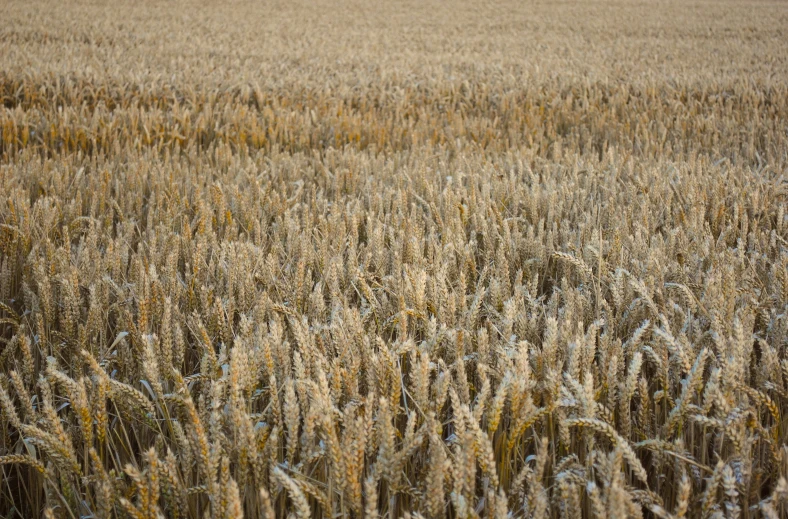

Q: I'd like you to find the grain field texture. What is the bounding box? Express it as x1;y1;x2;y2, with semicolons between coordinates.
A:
1;1;788;518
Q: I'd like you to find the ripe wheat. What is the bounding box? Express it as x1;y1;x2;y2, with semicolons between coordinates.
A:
1;0;787;517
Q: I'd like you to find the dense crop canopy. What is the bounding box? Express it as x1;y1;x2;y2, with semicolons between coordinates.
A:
1;1;787;518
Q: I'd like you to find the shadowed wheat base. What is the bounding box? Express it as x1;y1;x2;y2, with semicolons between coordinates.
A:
1;0;788;517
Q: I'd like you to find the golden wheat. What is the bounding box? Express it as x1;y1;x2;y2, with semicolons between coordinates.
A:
0;0;787;517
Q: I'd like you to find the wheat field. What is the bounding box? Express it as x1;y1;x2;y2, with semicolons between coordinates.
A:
1;0;787;518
